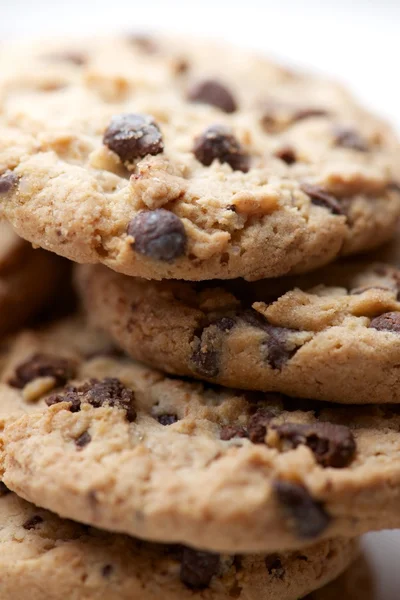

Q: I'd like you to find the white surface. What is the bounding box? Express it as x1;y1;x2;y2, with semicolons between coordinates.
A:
2;0;400;596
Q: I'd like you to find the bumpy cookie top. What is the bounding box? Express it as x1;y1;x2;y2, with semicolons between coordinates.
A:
1;317;400;553
0;36;399;280
0;489;357;600
78;259;400;403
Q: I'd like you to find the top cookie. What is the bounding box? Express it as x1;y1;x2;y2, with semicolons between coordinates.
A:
0;36;399;280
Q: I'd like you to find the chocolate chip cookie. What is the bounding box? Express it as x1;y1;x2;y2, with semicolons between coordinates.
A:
0;36;399;280
0;222;69;336
0;489;358;600
2;318;400;553
77;259;400;403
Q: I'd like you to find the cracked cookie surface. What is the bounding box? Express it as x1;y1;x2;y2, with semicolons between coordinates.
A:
0;36;399;280
2;317;400;552
78;259;400;403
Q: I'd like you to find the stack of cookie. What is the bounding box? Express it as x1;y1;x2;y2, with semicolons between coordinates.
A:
0;35;399;599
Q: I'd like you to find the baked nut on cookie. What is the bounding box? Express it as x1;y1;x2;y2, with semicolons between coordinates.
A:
0;36;399;280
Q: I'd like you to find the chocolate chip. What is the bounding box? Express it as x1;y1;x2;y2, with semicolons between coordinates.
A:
333;126;368;152
247;408;274;443
369;312;400;333
46;390;81;412
293;108;329;121
75;431;91;448
190;316;236;378
180;547;220;590
101;564;113;577
265;555;285;579
220;425;248;441
274;422;356;467
301;183;343;216
0;171;18;194
242;310;298;370
127;209;186;262
188;80;237;113
23;515;44;530
0;482;10;497
47;378;136;422
193;125;249;172
275;146;296;165
274;480;330;539
103;114;164;163
9;354;76;389
157;414;179;426
264;326;295;370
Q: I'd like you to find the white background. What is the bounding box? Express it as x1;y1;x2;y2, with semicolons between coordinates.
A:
2;0;400;597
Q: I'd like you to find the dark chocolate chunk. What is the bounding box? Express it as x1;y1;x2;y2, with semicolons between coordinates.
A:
103;114;164;162
0;171;19;194
127;209;186;262
274;480;331;538
274;146;296;165
263;325;295;370
190;316;236;378
9;353;76;389
75;431;92;448
242;310;298;370
188;80;237;113
157;413;179;426
247;409;274;444
220;425;248;441
274;422;356;467
369;312;400;333
193;125;249;172
265;554;285;579
333;126;368;152
47;378;136;422
101;564;114;577
23;515;44;530
180;547;220;590
301;183;343;215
